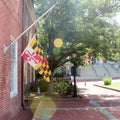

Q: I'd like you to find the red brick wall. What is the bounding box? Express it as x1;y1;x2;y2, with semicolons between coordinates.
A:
0;0;22;119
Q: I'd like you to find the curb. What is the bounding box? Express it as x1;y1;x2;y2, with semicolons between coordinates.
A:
94;84;120;92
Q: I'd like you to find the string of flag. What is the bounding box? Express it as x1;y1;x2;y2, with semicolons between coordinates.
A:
22;35;51;82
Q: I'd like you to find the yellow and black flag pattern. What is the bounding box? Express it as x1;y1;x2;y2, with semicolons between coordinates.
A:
29;35;51;82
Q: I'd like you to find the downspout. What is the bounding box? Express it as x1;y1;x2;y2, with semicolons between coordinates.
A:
21;0;25;109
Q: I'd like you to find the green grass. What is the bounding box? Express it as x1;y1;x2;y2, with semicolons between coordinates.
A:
101;81;120;90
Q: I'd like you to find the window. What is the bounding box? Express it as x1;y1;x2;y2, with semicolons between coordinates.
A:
24;61;28;85
10;36;18;98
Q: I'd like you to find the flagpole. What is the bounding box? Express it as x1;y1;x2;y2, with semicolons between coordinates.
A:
3;2;58;54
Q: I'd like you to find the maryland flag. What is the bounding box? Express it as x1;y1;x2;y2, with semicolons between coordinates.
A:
22;35;51;82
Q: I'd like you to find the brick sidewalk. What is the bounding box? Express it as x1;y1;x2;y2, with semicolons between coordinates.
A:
12;108;33;120
14;80;120;120
32;97;108;120
15;96;120;120
32;81;120;120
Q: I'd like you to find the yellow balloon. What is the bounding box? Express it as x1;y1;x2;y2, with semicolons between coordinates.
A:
54;38;63;48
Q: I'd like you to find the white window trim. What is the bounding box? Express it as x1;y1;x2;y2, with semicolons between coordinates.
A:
10;36;18;98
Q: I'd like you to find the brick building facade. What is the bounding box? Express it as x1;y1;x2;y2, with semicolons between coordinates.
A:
0;0;37;119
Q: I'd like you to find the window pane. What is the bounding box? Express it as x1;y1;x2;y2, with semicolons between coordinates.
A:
10;38;18;98
10;62;14;92
10;44;16;60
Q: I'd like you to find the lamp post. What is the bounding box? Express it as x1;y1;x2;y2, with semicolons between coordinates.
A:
72;53;77;97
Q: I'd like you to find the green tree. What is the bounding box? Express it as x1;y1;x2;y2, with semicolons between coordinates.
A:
33;0;120;76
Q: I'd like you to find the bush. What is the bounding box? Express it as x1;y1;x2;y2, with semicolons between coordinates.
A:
31;79;49;92
37;80;49;92
103;77;112;85
53;79;73;95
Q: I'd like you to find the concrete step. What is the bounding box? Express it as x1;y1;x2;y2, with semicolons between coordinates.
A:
77;63;120;79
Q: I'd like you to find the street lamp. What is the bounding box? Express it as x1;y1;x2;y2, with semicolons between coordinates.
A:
71;52;77;97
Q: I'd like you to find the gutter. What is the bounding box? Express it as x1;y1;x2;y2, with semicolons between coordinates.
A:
21;0;25;109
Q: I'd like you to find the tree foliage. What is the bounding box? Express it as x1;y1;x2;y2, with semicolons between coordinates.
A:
33;0;120;74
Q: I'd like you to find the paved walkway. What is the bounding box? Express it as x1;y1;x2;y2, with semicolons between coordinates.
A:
13;109;33;120
32;79;120;120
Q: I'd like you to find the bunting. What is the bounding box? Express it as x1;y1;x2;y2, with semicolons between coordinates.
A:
22;35;51;82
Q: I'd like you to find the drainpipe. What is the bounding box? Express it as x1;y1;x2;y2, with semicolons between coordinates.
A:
21;0;25;109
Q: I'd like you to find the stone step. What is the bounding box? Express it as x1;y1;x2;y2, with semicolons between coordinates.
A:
77;63;120;79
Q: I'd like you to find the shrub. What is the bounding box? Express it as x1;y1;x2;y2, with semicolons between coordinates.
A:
37;80;49;92
31;79;49;92
103;77;112;85
53;79;73;95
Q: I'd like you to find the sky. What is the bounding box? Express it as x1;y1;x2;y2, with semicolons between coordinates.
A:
113;12;120;25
